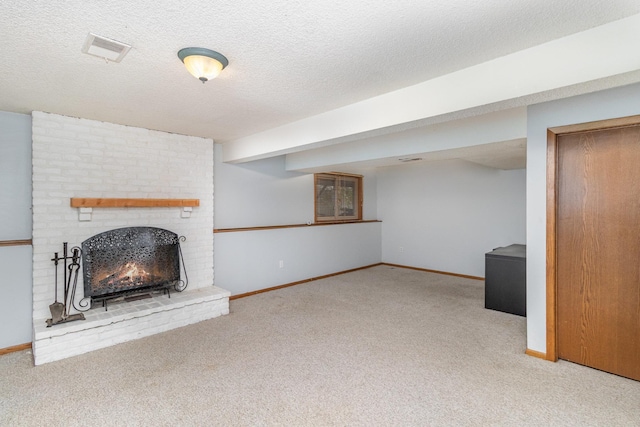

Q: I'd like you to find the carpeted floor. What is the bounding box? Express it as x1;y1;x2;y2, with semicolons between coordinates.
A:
1;265;639;426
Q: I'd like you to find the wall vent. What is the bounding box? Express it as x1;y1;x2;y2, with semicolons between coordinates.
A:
82;33;131;63
398;157;423;163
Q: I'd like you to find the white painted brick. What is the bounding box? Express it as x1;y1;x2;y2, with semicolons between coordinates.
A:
42;175;73;183
47;129;79;139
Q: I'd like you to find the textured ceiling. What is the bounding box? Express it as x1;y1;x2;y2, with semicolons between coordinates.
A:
1;0;639;148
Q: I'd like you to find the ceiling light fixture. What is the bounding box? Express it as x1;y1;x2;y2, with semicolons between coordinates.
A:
177;47;228;83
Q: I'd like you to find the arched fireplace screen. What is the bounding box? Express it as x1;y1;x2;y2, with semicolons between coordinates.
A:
81;227;187;305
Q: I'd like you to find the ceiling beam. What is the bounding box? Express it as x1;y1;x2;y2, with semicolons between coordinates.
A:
284;107;526;172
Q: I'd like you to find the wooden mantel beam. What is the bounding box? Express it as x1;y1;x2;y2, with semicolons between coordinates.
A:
70;198;200;208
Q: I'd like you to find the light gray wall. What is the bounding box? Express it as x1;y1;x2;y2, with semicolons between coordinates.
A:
0;111;32;348
0;245;32;348
214;144;378;227
0;112;32;239
214;146;311;228
526;82;640;354
215;223;381;295
213;144;381;295
377;159;526;277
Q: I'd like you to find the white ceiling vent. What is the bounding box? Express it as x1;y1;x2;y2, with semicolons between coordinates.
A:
81;33;131;62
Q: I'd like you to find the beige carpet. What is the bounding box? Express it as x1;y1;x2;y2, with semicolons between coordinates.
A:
1;265;639;426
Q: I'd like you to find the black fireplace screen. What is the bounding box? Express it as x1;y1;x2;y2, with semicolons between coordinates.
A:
82;227;184;301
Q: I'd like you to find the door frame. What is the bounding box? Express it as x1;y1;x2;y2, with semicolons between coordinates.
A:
545;114;640;361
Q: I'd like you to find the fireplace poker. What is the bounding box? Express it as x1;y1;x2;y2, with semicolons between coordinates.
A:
63;243;68;317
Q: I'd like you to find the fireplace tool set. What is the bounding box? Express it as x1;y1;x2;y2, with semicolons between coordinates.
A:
46;242;87;327
46;228;188;324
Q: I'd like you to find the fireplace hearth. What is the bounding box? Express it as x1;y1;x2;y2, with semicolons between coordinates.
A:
81;227;187;309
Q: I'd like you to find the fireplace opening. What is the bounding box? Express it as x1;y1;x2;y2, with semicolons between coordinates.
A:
81;227;187;308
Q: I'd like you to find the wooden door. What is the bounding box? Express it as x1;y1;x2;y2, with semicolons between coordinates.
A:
556;124;640;381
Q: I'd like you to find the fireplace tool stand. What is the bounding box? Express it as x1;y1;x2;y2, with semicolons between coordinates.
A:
46;242;86;327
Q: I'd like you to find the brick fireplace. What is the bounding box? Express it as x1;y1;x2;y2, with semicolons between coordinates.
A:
31;112;228;365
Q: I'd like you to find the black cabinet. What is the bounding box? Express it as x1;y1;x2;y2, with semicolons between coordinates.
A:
485;244;526;316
